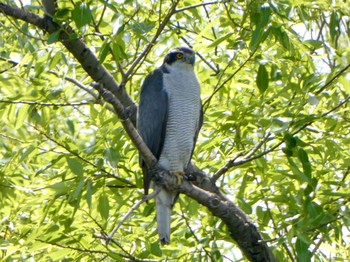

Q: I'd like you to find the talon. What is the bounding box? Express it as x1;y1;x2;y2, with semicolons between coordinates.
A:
176;172;185;185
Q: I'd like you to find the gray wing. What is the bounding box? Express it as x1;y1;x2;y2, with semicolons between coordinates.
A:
186;103;203;170
137;68;168;195
194;104;203;149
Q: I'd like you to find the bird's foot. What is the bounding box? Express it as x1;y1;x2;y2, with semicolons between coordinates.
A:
175;171;185;185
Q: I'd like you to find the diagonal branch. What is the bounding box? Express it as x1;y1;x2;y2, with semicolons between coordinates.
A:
121;0;180;86
1;2;136;119
203;47;258;111
105;188;161;243
0;56;115;112
175;1;223;13
211;132;272;182
212;94;350;181
315;63;350;95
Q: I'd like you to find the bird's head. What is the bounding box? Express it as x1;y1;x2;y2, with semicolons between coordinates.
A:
163;47;196;67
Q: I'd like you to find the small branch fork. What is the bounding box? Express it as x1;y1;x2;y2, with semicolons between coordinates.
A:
111;189;160;242
211;132;271;183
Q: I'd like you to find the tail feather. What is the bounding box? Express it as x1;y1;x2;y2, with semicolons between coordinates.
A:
156;189;176;245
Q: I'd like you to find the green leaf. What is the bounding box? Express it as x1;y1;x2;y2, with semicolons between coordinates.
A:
130;21;155;35
49;51;63;69
303;40;323;50
99;41;110;64
111;41;127;62
249;5;271;50
330;11;339;43
260;4;271;27
284;133;297;149
107;251;123;260
48;181;71;197
288;158;310;183
256;64;269;94
70;177;85;205
104;148;120;167
296;237;312;262
150;242;162;257
47;30;60;44
250;26;264;50
86;178;93;209
98;193;109;221
15;104;31;129
298;148;312;179
272;26;291;50
208;33;234;48
67;157;84;176
72;2;92;29
66;119;75;136
19;145;36;162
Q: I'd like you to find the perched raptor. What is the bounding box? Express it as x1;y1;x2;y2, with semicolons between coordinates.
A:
137;47;202;245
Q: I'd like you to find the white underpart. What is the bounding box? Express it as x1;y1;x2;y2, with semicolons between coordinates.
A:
155;60;201;244
158;61;201;172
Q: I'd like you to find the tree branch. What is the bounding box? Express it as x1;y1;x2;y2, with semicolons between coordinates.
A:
0;100;92;107
32;125;135;187
0;56;115;112
203;46;259;111
1;2;137;121
212;93;350;183
121;0;180;86
35;239;107;255
314;62;350;95
176;175;276;261
175;1;223;13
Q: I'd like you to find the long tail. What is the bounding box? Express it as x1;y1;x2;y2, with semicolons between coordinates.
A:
156;189;176;245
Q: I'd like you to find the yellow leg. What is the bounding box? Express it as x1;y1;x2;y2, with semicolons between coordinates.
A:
175;172;185;185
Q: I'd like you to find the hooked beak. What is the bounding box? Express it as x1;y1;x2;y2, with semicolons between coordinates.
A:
185;53;195;65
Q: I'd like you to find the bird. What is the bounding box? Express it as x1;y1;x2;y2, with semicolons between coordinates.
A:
137;47;203;245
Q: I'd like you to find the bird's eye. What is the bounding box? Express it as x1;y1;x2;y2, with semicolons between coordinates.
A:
176;53;183;59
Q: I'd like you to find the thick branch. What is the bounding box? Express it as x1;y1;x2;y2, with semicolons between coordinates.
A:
0;2;136;122
157;170;276;262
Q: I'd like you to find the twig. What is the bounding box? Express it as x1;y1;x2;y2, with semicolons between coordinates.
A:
175;1;223;13
310;234;325;259
0;57;115;112
211;132;271;182
211;94;350;182
179;202;213;260
291;95;350;136
245;132;271;159
35;238;107;254
0;100;92;107
211;152;244;183
180;36;219;73
32;125;135;186
105;188;161;243
315;63;350;95
121;0;180;86
203;47;258;111
223;2;252;32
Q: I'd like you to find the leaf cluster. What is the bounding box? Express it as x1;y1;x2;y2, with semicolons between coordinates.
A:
1;0;350;261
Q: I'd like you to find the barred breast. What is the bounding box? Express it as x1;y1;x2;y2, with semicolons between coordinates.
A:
158;64;201;172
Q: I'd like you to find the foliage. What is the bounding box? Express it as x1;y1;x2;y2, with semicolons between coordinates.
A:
1;0;350;261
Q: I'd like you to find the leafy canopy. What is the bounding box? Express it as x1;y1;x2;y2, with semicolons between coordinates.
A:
0;0;349;261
